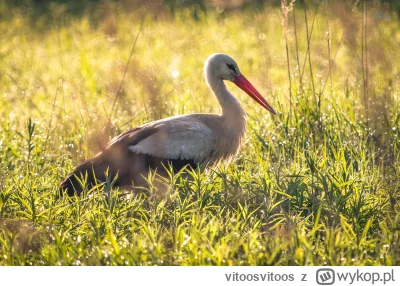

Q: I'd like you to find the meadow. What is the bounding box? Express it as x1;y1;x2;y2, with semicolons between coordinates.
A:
0;0;399;265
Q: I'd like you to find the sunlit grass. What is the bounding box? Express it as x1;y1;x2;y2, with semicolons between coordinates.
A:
0;1;399;265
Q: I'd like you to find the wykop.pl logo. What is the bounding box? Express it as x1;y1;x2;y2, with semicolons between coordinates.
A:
316;269;335;285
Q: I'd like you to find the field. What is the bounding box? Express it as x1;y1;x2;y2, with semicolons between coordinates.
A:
0;0;400;265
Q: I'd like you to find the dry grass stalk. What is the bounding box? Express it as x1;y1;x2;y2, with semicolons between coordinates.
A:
281;0;294;114
292;1;302;91
302;0;319;104
361;0;369;124
109;17;146;122
327;20;332;92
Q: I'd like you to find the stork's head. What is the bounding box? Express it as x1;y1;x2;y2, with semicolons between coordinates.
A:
205;53;241;81
204;53;276;115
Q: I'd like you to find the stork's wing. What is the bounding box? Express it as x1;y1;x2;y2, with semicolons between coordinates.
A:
107;116;216;164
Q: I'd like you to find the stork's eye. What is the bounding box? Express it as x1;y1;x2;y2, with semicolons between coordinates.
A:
226;63;236;73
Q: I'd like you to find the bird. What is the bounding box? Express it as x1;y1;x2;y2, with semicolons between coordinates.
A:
59;53;276;196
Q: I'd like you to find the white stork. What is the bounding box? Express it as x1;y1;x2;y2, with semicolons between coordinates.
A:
60;53;276;195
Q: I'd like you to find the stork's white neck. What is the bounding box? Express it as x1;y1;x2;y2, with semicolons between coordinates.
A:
206;73;246;117
206;73;246;146
203;72;246;162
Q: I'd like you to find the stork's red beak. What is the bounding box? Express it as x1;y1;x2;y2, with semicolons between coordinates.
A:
233;74;277;115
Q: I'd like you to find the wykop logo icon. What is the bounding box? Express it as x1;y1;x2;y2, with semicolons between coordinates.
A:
316;268;335;285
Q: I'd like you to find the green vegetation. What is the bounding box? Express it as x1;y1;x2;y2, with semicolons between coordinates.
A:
0;0;399;265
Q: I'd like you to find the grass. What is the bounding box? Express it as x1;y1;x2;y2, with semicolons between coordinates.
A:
0;0;400;265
